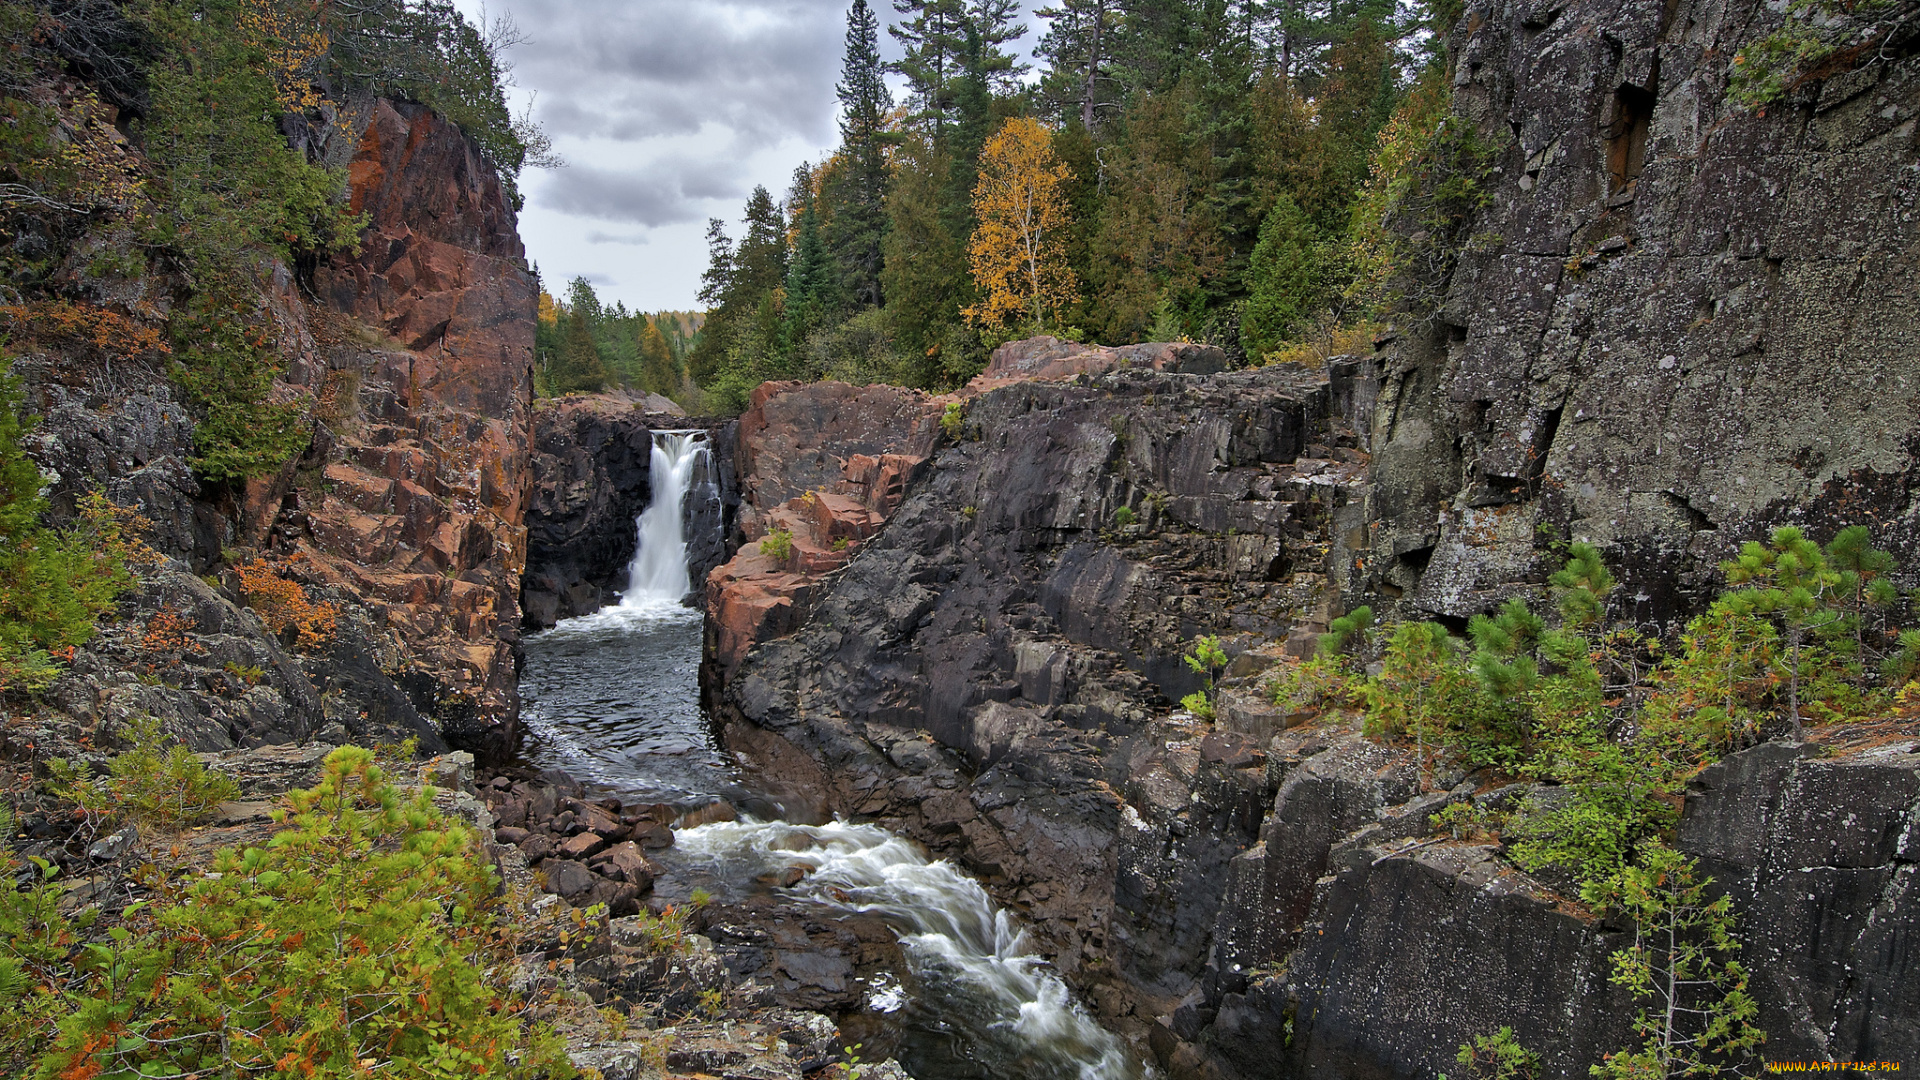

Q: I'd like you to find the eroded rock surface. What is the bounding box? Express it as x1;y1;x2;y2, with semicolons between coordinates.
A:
710;363;1366;1058
704;380;944;681
1360;0;1920;622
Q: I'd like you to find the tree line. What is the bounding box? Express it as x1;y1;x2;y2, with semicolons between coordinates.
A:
534;275;702;402
678;0;1464;412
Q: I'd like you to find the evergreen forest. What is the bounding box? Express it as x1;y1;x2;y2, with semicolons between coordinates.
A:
620;0;1479;413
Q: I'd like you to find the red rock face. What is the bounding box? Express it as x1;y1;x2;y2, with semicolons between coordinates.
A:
705;381;942;679
287;100;536;756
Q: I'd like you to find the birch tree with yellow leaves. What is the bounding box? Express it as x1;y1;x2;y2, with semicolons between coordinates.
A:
964;118;1079;330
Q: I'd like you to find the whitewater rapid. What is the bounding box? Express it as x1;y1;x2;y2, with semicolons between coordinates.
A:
670;819;1147;1080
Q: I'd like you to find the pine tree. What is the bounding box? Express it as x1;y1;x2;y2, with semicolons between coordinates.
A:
826;0;893;310
965;0;1032;93
1036;0;1123;128
891;0;1028;130
890;0;967;130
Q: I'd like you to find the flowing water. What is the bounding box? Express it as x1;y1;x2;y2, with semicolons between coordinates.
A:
670;820;1145;1080
519;429;1149;1080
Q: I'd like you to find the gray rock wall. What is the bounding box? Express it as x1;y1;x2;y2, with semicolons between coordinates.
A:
1365;0;1920;622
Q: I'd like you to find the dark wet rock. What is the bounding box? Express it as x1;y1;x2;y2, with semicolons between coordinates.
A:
541;858;597;902
520;394;738;627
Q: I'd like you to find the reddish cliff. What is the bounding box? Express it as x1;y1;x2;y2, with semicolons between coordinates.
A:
705;381;943;680
280;100;537;756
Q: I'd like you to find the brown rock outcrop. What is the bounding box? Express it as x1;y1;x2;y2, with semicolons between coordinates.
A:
703;381;942;678
278;100;536;757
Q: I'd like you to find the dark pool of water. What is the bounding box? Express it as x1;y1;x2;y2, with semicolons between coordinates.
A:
516;598;742;805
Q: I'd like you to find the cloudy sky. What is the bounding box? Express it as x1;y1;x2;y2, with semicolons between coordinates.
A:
452;0;1047;313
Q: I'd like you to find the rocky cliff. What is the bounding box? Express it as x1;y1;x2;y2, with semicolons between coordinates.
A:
19;97;538;759
1360;0;1920;623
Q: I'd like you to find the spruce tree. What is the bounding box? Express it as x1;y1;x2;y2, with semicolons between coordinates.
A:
550;287;609;394
1241;195;1323;357
784;192;836;355
827;0;893;310
696;218;734;308
733;185;789;301
882;135;971;387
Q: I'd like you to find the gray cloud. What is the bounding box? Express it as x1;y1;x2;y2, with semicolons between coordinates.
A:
541;157;747;227
459;0;1043;308
584;230;650;245
494;0;849;231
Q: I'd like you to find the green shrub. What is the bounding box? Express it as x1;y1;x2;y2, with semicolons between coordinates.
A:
0;370;138;693
940;401;965;440
1266;653;1353;716
759;526;794;562
27;746;576;1079
1317;605;1375;661
46;715;239;829
170;295;311;482
1180;635;1229;721
1505;741;1679;892
1452;1027;1539;1080
1112;505;1136;528
0;808;76;1072
1355;621;1477;764
1589;842;1765;1079
1725;0;1909;109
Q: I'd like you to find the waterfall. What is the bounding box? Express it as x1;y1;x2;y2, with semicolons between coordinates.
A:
621;430;711;609
670;820;1148;1080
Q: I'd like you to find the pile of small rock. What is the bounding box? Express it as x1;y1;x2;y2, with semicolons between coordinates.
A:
478;768;735;916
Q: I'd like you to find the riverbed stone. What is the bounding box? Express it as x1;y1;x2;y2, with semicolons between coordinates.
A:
540;858;596;902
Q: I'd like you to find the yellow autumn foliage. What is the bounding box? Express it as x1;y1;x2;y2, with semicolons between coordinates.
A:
964;117;1079;330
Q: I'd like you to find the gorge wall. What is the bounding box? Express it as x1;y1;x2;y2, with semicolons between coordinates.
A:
1361;0;1920;623
20;96;539;759
699;0;1920;1076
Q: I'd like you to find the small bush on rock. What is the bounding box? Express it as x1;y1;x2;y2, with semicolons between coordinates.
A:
234;554;339;648
1450;1027;1539;1080
0;369;141;693
759;526;795;563
23;746;576;1079
46;714;239;830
